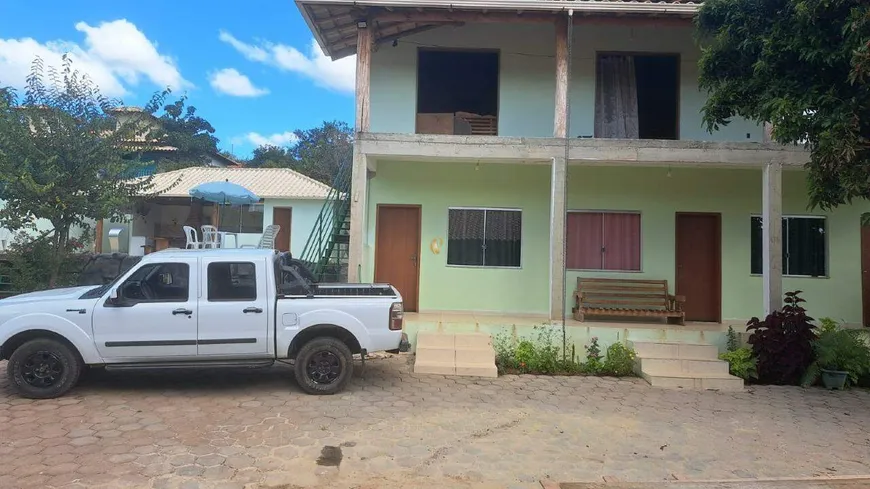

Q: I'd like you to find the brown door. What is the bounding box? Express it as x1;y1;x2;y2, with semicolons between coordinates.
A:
675;213;721;322
375;205;421;312
862;225;870;326
272;208;292;252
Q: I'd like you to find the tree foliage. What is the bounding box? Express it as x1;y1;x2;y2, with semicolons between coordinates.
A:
147;95;219;171
0;57;208;284
696;0;870;210
247;120;352;185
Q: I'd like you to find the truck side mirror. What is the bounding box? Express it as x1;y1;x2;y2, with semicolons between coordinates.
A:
105;288;124;307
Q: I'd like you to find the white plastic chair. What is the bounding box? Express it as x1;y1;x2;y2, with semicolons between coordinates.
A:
200;225;219;249
183;226;201;249
242;224;280;249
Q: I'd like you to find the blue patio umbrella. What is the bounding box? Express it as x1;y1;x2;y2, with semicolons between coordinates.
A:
189;180;260;230
189;180;259;205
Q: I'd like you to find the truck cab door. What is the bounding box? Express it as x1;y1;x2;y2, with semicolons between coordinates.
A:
92;258;199;361
197;257;270;357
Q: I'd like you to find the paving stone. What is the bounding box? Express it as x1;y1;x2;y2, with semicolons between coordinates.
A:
1;357;869;488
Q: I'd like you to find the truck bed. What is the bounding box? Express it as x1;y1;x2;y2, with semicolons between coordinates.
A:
279;283;397;298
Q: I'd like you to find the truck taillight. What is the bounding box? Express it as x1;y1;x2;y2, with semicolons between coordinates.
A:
390;302;404;331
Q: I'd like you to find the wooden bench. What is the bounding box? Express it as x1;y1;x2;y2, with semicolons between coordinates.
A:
572;278;685;325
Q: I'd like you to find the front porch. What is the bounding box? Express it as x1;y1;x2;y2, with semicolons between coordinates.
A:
404;311;732;353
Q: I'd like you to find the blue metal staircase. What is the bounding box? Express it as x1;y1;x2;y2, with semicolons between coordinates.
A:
298;161;352;283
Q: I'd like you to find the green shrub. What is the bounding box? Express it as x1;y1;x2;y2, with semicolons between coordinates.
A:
726;326;739;352
492;329;637;377
817;317;839;334
602;342;637;377
719;347;757;380
802;326;870;387
5;231;89;292
583;336;603;374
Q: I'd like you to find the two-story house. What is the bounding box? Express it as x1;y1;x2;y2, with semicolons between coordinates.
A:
295;0;868;343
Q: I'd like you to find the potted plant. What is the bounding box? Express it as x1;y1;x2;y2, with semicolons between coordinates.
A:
802;323;870;390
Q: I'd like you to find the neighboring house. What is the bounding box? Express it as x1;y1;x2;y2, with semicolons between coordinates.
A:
295;0;869;332
110;167;332;257
0;106;241;251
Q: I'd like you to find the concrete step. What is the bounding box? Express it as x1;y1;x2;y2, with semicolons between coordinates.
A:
629;340;719;360
641;370;745;391
636;357;730;376
414;332;497;378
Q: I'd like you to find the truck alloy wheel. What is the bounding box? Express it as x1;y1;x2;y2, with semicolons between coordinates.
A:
294;337;353;395
8;338;82;399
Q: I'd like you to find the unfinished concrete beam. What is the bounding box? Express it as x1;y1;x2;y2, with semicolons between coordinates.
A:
553;16;569;139
762;161;783;314
355;23;372;133
549;156;567;320
348;147;368;283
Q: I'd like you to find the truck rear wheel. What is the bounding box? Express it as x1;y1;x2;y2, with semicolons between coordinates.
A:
7;338;82;399
294;337;353;395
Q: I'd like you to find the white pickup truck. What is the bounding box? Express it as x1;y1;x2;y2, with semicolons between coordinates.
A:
0;249;406;399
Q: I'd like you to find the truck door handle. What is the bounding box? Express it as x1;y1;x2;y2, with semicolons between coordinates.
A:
243;307;263;314
172;308;193;316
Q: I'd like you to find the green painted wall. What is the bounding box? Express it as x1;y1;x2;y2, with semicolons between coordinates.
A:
367;162;870;325
364;161;551;314
565;166;869;325
370;23;761;142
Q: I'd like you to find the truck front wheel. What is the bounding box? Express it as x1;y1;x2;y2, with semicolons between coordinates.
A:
7;338;82;399
294;337;354;395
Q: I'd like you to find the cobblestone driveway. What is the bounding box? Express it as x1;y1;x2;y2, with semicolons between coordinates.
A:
1;354;869;489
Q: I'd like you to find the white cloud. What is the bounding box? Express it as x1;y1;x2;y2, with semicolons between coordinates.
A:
219;32;355;93
218;31;269;63
209;68;268;97
235;131;299;147
0;19;188;97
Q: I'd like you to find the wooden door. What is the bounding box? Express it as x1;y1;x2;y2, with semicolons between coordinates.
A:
272;208;292;252
862;225;870;326
675;213;721;322
375;205;421;312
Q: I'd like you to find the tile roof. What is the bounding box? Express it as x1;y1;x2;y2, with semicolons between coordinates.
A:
141;167;333;200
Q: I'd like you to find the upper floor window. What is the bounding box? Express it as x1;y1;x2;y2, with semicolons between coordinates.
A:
750;216;827;277
447;208;521;268
595;54;679;140
416;49;499;136
567;211;641;271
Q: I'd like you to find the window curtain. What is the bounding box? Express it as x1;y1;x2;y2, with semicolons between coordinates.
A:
483;210;522;267
602;212;641;271
594;55;640;139
567;212;604;269
447;209;484;266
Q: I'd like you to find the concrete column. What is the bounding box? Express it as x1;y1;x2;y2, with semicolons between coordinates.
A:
348;23;373;283
762;161;783;314
348;147;367;283
549;156;568;320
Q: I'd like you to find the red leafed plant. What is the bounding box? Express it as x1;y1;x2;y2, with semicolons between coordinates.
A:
746;291;817;385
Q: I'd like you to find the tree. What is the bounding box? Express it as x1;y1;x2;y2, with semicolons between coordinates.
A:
248;144;295;168
246;121;352;185
289;120;353;185
0;57;157;285
696;0;870;210
147;96;220;171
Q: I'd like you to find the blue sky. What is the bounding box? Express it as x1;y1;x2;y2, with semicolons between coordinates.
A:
0;0;356;157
